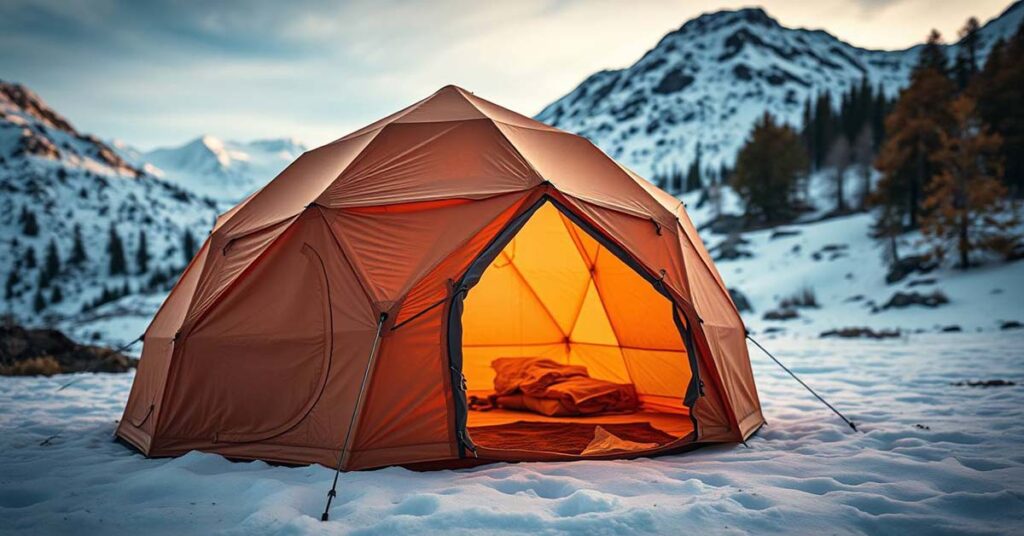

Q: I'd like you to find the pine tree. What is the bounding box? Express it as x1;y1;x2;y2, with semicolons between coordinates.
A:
918;30;949;74
871;85;889;150
4;271;18;301
852;125;875;209
732;113;809;225
812;90;835;170
874;30;956;230
136;229;150;274
44;238;60;282
685;144;703;192
24;247;37;269
70;223;87;266
33;288;46;313
50;285;63;304
973;25;1024;196
20;207;39;236
920;95;1019;268
182;228;197;264
825;135;852;213
107;224;127;276
954;17;981;90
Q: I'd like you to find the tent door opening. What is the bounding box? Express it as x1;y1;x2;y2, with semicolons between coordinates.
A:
448;197;699;460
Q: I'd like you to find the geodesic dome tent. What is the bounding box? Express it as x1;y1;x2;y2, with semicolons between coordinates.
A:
117;85;763;470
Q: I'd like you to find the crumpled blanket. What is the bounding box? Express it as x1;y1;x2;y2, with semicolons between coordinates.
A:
482;357;638;416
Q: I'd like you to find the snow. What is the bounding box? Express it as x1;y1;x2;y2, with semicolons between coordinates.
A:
137;135;306;203
2;332;1022;534
536;4;1024;179
674;166;1024;337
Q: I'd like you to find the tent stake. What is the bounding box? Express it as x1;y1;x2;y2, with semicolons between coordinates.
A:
746;333;859;432
321;313;387;522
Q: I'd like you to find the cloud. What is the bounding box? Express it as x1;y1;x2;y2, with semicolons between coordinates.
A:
0;0;1013;148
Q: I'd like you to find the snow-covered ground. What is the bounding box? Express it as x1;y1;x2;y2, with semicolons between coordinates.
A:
3;332;1022;535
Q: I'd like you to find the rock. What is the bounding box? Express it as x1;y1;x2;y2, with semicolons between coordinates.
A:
907;278;937;287
885;255;936;284
769;228;800;240
950;379;1016;388
820;327;901;339
712;234;752;261
882;291;949;310
700;214;746;235
0;324;137;376
728;288;752;312
940;325;962;333
763;308;798;321
1000;320;1022;331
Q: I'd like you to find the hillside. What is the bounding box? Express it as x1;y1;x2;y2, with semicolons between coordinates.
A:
536;2;1024;179
677;178;1024;337
0;81;219;343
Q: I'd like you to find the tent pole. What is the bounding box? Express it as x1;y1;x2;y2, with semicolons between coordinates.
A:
746;333;859;432
321;312;387;522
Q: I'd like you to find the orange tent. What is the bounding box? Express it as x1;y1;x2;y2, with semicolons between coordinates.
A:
117;86;763;470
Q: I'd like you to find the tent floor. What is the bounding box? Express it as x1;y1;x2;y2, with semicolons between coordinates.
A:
467;407;694;457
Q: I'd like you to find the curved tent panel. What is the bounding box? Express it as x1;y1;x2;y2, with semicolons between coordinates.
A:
317;120;541;208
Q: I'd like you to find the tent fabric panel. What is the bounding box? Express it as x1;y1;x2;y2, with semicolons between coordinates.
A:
458;87;561;132
460;252;565;347
621;348;691;400
566;343;629;384
495;122;675;224
349;304;455;463
494;203;594;335
117;240;211;448
154;215;378;451
317;120;540;208
590;245;687;352
184;217;298;328
324;192;525;308
676;209;736;316
391;191;538;327
393;86;488;123
703;324;763;439
217;130;379;239
567;280;619;347
563;196;691;305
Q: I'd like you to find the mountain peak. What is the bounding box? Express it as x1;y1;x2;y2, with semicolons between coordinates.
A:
536;3;1022;179
675;6;779;36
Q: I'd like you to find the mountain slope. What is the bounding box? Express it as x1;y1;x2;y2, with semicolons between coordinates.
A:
0;81;218;337
536;2;1024;178
133;135;306;203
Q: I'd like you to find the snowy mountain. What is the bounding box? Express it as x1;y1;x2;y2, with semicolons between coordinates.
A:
0;81;219;341
131;135;306;203
536;2;1024;178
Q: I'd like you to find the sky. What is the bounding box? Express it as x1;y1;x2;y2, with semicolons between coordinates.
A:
0;0;1016;150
